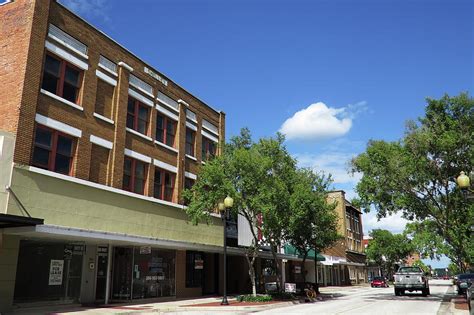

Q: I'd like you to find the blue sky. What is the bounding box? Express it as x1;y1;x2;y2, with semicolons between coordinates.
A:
60;0;473;267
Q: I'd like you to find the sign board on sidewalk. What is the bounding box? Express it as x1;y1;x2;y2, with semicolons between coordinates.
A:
285;282;296;293
48;260;64;285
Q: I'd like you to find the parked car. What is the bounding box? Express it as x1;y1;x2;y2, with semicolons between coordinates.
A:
466;283;473;314
394;266;430;296
456;273;474;295
371;276;389;288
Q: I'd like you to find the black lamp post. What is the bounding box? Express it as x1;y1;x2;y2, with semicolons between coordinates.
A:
218;196;233;305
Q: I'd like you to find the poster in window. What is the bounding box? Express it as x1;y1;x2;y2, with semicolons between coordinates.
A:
294;265;301;274
48;259;64;285
194;259;204;270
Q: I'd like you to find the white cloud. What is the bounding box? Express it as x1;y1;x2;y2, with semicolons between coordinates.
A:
363;211;409;235
295;152;361;185
59;0;110;23
280;101;367;141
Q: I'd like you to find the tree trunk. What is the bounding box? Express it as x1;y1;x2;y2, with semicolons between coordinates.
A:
271;244;282;293
301;252;307;283
314;251;320;294
245;248;258;296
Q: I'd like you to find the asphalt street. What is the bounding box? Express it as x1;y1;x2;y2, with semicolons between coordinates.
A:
257;279;464;315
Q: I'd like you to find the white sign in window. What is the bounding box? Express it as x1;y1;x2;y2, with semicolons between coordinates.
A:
48;259;64;286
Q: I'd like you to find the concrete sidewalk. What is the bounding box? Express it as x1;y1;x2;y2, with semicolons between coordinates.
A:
6;296;299;315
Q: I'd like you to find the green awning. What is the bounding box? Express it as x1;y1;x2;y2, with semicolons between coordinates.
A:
284;244;326;261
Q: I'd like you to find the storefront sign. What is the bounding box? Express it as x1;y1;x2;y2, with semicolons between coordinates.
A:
48;260;64;285
194;259;204;269
140;246;151;254
285;282;296;293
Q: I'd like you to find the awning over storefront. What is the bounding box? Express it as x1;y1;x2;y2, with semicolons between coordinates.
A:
0;213;44;229
283;244;326;261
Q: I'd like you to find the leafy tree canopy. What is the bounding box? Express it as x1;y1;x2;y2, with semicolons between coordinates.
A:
351;93;474;272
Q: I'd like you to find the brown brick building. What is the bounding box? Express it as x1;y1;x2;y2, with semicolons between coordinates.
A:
0;0;237;310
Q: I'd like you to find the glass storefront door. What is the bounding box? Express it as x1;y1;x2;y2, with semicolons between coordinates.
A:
14;240;84;303
111;246;176;300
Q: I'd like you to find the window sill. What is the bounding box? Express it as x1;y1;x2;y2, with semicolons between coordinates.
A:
185;154;197;161
40;89;84;111
93;112;115;125
25;165;185;210
154;140;178;153
126;128;153;142
98;63;118;77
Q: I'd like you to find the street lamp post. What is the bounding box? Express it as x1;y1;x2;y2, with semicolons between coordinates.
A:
456;171;474;201
218;196;233;306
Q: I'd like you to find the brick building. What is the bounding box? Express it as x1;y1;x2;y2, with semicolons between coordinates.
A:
0;0;241;311
319;191;367;285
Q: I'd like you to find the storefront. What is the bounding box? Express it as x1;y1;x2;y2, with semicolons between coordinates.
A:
13;240;85;304
111;246;176;300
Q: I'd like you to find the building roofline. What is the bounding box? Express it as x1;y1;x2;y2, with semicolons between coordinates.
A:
55;1;222;116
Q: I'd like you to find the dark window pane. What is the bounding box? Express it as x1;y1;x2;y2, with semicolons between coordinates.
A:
134;179;144;194
56;136;72;156
166;133;174;147
156;115;164;129
135;162;145;179
41;73;59;94
138;106;148;120
35;128;52;147
124;159;132;175
32;147;50;167
126;114;134;129
127;99;135;113
62;83;78;103
164;173;172;187
64;66;80;86
44;55;61;75
54;154;71;174
123;174;131;189
137;120;147;134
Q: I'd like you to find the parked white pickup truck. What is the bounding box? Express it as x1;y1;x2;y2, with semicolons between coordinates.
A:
394;266;430;296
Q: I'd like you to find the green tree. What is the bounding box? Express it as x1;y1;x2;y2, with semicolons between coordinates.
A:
286;169;339;285
366;229;414;277
412;259;430;273
351;93;474;272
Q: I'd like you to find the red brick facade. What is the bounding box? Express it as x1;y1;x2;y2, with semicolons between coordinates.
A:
0;0;225;206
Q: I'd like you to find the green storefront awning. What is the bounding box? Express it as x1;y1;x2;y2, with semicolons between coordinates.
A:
284;244;326;261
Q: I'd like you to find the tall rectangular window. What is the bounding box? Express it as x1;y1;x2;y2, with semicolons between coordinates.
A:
32;125;74;175
123;157;147;194
185;128;195;156
127;97;149;135
41;54;82;104
156;114;177;147
153;168;175;202
201;137;216;161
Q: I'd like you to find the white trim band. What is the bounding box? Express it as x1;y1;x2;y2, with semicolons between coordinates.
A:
93;113;115;125
128;88;154;107
126;128;153;142
40;89;84;112
154;140;179;153
153;159;178;173
124;148;152;164
90;135;113;149
178;99;189;107
45;40;89;70
185;172;197;180
35;113;82;138
185;154;197;161
96;69;117;86
202;130;219;143
118;61;133;72
156;104;179;121
186;121;197;131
